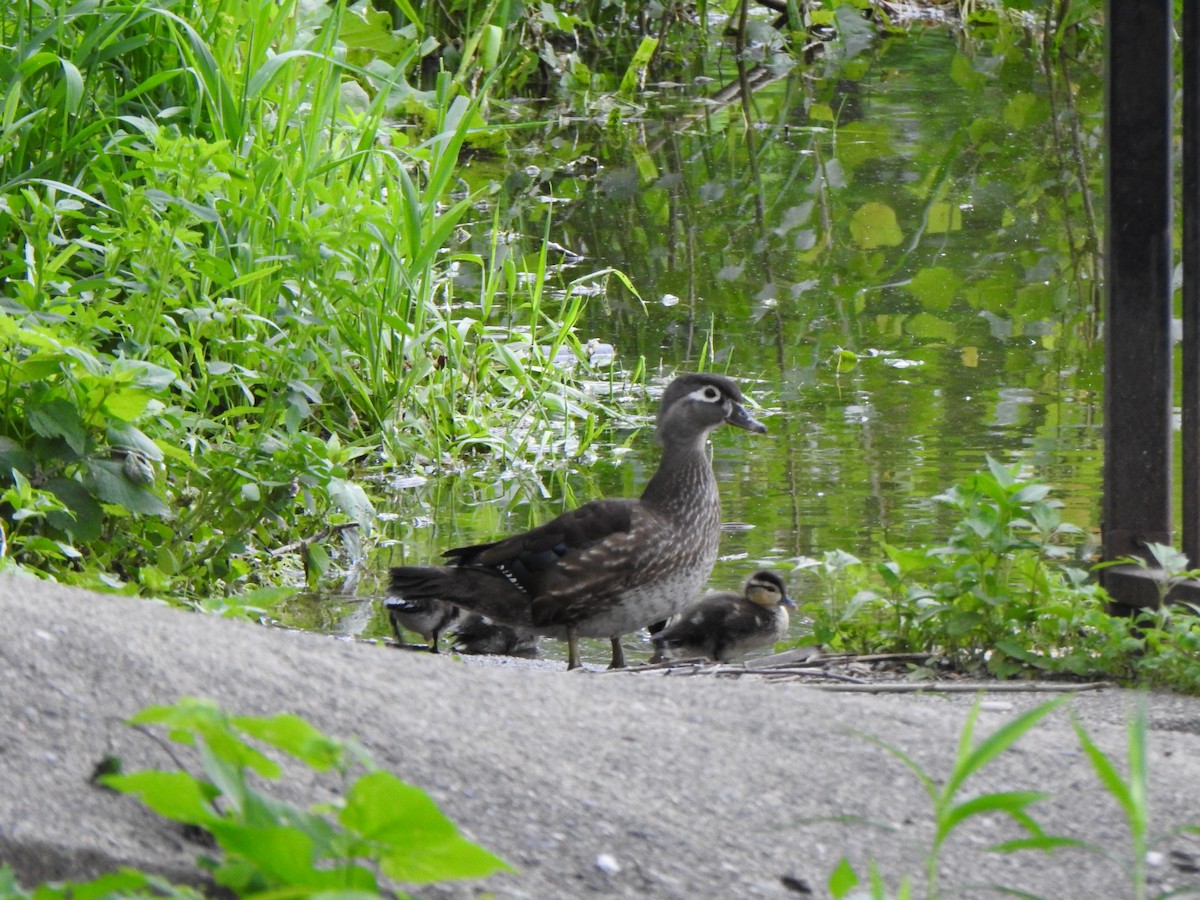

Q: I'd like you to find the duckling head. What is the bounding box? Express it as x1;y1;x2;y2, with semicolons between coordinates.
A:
744;570;795;609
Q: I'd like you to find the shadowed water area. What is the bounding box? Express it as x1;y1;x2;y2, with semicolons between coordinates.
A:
280;19;1113;665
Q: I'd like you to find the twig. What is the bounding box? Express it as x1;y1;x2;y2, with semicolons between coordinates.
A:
270;522;360;557
807;681;1115;694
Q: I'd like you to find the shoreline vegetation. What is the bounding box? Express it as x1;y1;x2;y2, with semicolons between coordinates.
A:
7;0;1200;697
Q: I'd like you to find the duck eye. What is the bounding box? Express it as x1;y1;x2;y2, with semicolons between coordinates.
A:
703;387;720;401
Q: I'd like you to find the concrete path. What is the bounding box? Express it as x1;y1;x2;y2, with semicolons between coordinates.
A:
2;575;1200;898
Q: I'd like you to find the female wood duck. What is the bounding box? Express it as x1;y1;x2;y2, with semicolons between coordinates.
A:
388;373;767;669
650;570;795;663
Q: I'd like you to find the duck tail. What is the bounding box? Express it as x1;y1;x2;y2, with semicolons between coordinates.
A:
388;566;531;625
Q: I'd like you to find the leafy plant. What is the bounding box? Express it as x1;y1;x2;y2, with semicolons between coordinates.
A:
2;698;511;898
0;0;628;602
787;462;1200;692
1072;698;1200;900
828;696;1200;900
829;696;1075;900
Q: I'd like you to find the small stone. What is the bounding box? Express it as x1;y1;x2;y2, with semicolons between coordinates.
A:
980;701;1014;712
595;853;620;875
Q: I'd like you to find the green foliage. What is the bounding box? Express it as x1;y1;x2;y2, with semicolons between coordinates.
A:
829;696;1200;900
789;461;1200;693
830;697;1075;899
2;698;511;899
0;0;624;599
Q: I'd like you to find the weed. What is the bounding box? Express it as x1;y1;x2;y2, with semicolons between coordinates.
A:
787;460;1200;693
0;698;511;898
829;697;1076;899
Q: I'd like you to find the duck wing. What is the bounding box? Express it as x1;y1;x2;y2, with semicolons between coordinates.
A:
655;595;737;647
444;498;659;629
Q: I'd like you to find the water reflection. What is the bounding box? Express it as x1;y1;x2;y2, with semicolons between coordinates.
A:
294;22;1109;665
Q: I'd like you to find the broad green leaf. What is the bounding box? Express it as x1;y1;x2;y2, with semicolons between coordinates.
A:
1012;484;1051;505
100;387;152;422
849;203;902;249
106;423;164;462
127;699;280;778
100;770;218;825
926;202;963;234
907;266;963;310
0;437;34;475
1003;92;1047;129
27;397;88;456
950;52;987;91
209;822;377;891
85;459;170;516
231;714;345;772
809;102;835;123
827;857;858;898
341;771;512;883
44;477;103;541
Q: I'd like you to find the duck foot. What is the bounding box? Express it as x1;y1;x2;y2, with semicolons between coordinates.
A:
607;637;626;670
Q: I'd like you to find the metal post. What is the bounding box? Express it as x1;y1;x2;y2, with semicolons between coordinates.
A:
1102;0;1173;595
1184;0;1200;568
1104;0;1171;580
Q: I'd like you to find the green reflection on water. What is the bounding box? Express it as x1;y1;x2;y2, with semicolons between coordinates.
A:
291;21;1110;666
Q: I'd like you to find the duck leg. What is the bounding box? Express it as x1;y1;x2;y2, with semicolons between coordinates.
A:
608;637;626;670
567;628;581;670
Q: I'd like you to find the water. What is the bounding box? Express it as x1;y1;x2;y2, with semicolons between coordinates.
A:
277;21;1109;664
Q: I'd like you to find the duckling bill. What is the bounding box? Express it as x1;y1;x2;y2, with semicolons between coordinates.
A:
388;373;767;669
651;570;795;663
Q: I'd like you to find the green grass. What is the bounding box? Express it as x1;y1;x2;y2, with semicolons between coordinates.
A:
829;695;1200;900
0;0;628;600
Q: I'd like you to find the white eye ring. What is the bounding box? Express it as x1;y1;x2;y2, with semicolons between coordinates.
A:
688;386;723;403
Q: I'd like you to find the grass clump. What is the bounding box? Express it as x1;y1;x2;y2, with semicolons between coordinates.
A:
829;696;1200;900
0;1;624;600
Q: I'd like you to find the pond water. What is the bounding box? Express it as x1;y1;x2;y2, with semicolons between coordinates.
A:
275;18;1111;665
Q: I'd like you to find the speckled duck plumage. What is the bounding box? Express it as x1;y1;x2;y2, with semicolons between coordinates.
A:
387;373;767;669
650;570;795;664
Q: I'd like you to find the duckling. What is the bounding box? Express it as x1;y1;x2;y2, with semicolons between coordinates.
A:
384;596;459;653
452;613;540;658
388;373;768;669
651;570;795;663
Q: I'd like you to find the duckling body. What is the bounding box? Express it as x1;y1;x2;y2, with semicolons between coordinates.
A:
452;613;540;658
651;570;794;663
384;596;459;653
388;373;767;669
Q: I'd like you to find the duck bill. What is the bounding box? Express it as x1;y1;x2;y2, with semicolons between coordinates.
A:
727;402;768;434
781;595;797;609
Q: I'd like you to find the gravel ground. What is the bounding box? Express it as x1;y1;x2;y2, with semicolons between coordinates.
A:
3;575;1200;899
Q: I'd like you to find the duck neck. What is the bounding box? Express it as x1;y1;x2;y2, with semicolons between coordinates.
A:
639;433;719;520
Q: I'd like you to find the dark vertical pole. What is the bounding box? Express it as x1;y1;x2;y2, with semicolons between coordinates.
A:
1103;0;1173;576
1184;1;1200;568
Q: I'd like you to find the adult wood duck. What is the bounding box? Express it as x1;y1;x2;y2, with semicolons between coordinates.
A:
650;570;795;663
388;372;767;669
384;596;459;653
